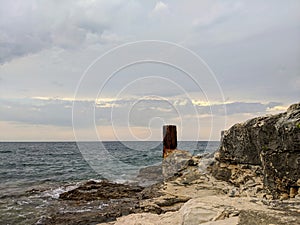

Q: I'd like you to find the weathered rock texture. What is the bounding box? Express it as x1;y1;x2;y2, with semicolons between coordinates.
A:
162;150;195;179
215;103;300;197
59;180;144;201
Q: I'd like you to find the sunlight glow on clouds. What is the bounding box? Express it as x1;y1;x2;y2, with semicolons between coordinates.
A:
0;97;288;141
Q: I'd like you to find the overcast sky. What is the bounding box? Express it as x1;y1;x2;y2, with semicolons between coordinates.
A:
0;0;299;141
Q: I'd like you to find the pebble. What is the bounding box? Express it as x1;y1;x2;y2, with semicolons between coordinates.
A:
290;187;297;198
279;193;289;201
229;188;236;197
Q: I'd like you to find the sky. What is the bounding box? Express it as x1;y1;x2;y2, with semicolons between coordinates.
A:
0;0;299;141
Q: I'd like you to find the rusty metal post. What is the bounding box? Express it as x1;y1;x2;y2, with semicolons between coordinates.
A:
163;125;177;158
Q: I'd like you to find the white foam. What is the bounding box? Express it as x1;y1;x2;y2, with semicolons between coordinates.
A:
86;179;103;183
98;203;109;209
62;209;92;213
42;184;79;199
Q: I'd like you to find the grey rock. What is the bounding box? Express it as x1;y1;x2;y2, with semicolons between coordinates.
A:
239;210;300;225
211;164;232;181
162;149;193;179
215;103;300;197
136;164;163;186
228;188;237;197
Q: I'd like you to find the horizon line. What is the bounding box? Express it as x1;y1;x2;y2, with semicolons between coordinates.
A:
0;139;220;142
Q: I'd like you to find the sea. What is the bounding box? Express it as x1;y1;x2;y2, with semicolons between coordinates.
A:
0;141;219;224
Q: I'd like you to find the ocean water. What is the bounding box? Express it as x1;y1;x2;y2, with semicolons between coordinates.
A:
0;141;219;224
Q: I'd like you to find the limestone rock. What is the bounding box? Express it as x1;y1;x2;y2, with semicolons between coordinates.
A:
215;103;300;197
136;164;163;186
162;149;194;179
239;210;300;225
100;195;300;225
210;161;265;198
107;198;235;225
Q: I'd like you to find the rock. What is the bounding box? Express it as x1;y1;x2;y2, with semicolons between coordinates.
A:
59;180;144;201
200;217;239;225
228;188;237;197
101;195;300;225
290;187;298;198
162;149;193;179
138;182;164;200
238;210;300;225
211;163;231;181
140;194;191;214
43;181;165;224
42;199;141;225
215;103;300;198
136;164;163;186
106;198;222;225
280;193;289;200
210;161;265;198
198;157;214;173
182;206;217;224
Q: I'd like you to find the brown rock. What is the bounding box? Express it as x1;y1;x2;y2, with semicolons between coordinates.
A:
59;180;144;201
279;193;289;200
290;187;298;198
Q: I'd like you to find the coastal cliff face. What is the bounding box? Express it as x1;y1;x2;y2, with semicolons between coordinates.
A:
215;103;300;198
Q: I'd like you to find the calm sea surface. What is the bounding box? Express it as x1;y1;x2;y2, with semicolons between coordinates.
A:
0;141;219;224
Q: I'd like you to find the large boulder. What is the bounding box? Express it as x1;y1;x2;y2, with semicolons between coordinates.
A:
215;103;300;197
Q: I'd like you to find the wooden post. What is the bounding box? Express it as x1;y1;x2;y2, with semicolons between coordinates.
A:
163;125;177;158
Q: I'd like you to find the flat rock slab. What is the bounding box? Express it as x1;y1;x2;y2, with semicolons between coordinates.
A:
59;180;144;201
99;195;300;225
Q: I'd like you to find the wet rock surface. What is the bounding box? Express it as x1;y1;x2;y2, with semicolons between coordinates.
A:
41;180;167;224
59;180;144;201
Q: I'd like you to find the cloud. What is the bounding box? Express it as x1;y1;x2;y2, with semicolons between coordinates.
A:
192;1;242;28
153;1;168;13
0;1;299;140
194;101;284;116
0;98;73;127
0;95;289;140
0;97;284;128
0;0;122;63
149;1;170;19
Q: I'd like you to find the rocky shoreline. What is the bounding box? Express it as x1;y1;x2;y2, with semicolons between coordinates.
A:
41;103;300;225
